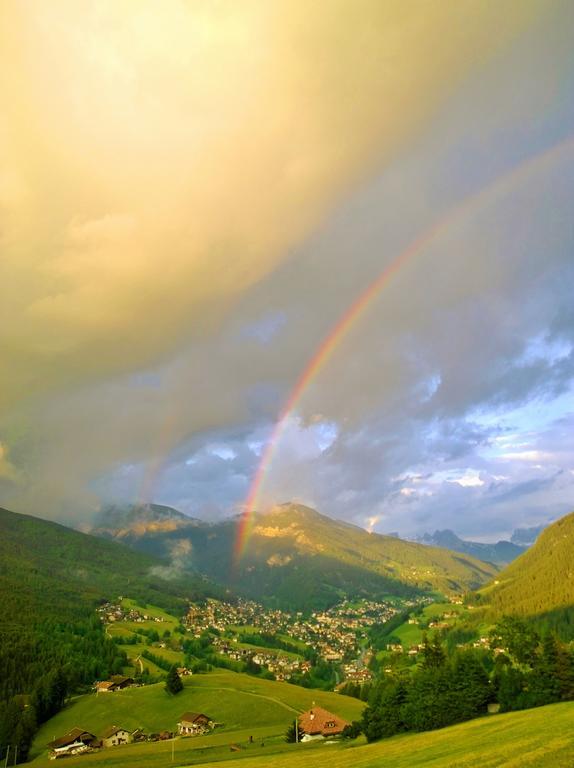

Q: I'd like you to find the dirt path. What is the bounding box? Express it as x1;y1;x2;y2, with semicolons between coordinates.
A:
193;686;299;714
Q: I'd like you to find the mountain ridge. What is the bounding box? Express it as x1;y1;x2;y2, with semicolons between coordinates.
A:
90;501;499;610
415;528;526;564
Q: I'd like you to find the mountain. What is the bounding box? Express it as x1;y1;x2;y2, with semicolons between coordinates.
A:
0;505;216;623
477;510;574;632
94;502;202;538
416;529;525;564
510;523;547;547
91;502;498;610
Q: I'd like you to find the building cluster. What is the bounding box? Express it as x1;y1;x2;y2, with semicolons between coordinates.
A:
96;601;166;624
47;712;216;759
211;637;312;681
185;599;291;636
47;704;351;759
185;597;412;683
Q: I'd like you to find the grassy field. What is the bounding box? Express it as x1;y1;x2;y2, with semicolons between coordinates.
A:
29;698;574;767
192;701;574;768
377;602;470;656
234;641;302;661
105;599;187;673
30;669;364;763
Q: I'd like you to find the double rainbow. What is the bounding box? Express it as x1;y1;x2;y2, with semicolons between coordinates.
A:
234;135;574;563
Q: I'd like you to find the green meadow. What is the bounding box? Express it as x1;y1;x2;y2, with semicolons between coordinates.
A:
29;698;574;768
377;602;470;655
193;701;574;768
30;670;364;763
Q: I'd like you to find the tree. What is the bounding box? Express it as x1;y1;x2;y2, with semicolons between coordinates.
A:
165;666;183;695
447;650;491;722
284;720;304;743
341;721;362;739
420;634;445;670
489;617;539;666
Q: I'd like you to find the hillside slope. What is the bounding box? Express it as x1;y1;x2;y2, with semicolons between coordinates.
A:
0;506;216;625
30;670;364;760
0;506;222;759
29;699;574;768
479;510;574;619
92;503;498;609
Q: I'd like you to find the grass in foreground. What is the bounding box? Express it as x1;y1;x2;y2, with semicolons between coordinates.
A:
30;669;364;762
194;701;574;768
29;700;574;768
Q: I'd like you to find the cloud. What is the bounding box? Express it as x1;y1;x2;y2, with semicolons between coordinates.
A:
1;0;539;415
0;443;19;483
1;0;572;541
149;537;193;580
500;451;552;462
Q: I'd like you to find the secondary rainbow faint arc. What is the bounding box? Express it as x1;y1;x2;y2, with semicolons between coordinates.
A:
234;135;574;563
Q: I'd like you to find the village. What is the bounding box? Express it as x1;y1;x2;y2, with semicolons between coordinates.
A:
47;709;218;759
95;595;438;685
183;596;430;681
46;701;354;760
46;594;479;760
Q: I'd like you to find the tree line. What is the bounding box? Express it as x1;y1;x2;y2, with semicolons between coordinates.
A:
0;615;127;764
348;617;574;743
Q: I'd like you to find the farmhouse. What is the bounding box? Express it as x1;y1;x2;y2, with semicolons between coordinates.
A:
298;707;349;741
95;675;135;693
100;725;133;748
177;712;214;736
177;667;193;677
48;728;98;758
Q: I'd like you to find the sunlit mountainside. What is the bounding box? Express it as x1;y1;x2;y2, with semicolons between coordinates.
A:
92;502;498;610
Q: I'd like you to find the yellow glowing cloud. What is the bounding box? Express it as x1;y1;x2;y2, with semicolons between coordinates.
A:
0;0;544;414
0;442;18;482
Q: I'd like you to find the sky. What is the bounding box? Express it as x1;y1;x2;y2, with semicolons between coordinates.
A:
1;1;573;541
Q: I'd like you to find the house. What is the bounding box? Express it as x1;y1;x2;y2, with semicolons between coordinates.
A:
95;675;135;693
100;725;133;748
386;643;403;653
177;667;192;677
298;707;350;741
48;728;98;757
177;712;214;736
95;681;116;693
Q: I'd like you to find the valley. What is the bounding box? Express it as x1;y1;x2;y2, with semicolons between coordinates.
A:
3;504;574;768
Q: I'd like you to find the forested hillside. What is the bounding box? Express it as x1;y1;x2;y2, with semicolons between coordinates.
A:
93;503;499;609
475;511;574;636
0;507;217;763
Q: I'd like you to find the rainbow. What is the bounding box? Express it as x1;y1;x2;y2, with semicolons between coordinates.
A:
234;135;574;563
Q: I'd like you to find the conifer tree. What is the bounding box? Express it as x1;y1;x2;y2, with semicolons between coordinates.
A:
421;634;446;669
165;665;183;695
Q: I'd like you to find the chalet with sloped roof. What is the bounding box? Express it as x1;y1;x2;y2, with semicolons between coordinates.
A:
95;675;134;693
48;728;98;757
298;707;349;741
100;725;132;748
177;712;213;736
